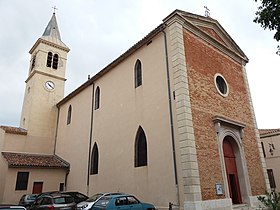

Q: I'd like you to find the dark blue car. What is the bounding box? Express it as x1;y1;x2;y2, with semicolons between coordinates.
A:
92;194;155;210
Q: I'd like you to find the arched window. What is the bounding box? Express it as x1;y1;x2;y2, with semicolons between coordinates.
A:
134;60;142;88
67;105;72;125
31;55;36;71
94;87;100;110
47;52;53;67
90;143;99;174
52;54;59;69
135;126;147;167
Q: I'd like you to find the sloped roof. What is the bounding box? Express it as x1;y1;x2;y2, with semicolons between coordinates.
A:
41;12;68;49
42;13;62;41
2;152;70;169
259;129;280;137
0;126;27;135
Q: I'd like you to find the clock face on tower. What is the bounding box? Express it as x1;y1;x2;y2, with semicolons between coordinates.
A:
45;81;55;91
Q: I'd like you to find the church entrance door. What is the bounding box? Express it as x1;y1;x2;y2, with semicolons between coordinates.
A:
223;137;242;204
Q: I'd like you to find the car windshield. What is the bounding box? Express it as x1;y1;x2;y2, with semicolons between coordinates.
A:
53;197;74;204
74;193;87;200
94;197;111;207
86;194;103;202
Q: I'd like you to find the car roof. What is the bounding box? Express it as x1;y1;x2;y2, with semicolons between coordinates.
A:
103;194;130;198
42;193;72;198
60;191;88;197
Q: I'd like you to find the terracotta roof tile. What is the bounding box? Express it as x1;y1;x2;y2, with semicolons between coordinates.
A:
1;152;70;169
0;126;27;135
259;129;280;136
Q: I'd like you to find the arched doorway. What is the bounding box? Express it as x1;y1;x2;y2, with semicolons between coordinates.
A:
223;136;242;204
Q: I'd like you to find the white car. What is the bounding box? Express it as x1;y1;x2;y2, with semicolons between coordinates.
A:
77;193;122;210
0;206;27;210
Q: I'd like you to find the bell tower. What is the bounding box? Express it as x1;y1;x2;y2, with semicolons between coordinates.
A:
20;12;70;139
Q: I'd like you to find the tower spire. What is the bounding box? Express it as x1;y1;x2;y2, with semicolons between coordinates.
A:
35;12;69;51
42;12;61;41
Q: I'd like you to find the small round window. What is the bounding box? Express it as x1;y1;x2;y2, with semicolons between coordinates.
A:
214;73;229;97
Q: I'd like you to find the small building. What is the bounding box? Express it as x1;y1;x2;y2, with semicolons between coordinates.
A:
259;129;280;192
0;9;269;210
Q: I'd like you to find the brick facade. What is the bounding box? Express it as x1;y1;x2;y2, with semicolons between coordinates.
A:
183;29;266;200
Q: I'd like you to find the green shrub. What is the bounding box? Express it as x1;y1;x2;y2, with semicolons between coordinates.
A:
258;191;280;210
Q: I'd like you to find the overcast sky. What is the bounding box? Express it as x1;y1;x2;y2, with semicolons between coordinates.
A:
0;0;279;129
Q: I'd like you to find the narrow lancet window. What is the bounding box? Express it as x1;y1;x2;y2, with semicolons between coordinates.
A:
134;60;142;88
31;55;36;71
95;87;100;110
90;143;99;174
53;54;59;69
67;105;72;125
135;126;147;167
47;52;53;67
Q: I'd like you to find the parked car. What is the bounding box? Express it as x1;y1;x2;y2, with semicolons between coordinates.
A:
91;194;155;210
29;193;76;210
19;194;38;208
0;206;27;210
77;193;122;210
60;192;88;204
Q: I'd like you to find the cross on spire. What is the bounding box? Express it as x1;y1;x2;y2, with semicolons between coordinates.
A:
52;6;58;14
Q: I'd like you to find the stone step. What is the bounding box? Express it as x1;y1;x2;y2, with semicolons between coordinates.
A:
232;204;261;210
233;204;250;210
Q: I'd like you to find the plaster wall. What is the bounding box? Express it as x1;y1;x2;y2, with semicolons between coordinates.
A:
0;128;7;203
55;85;92;194
260;134;280;192
3;133;53;154
2;168;66;204
88;32;177;208
20;41;68;139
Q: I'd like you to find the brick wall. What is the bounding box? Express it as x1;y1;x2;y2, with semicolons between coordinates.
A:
183;29;266;200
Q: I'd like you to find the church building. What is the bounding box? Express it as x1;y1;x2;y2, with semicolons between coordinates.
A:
0;9;270;210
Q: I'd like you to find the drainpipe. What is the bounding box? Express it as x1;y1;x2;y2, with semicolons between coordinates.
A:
161;27;180;206
87;82;95;195
53;107;69;190
53;106;60;154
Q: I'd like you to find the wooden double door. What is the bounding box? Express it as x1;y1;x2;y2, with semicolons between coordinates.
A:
223;138;242;204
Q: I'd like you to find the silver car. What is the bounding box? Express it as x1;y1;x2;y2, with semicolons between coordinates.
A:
30;193;76;210
77;193;122;210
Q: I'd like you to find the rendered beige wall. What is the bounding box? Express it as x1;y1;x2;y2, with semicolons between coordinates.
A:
0;129;7;203
55;85;92;194
55;32;178;208
261;134;280;192
3;133;53;154
89;32;177;207
20;41;68;140
2;168;66;204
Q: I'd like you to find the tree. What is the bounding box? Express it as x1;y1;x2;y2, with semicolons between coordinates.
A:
254;0;280;55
